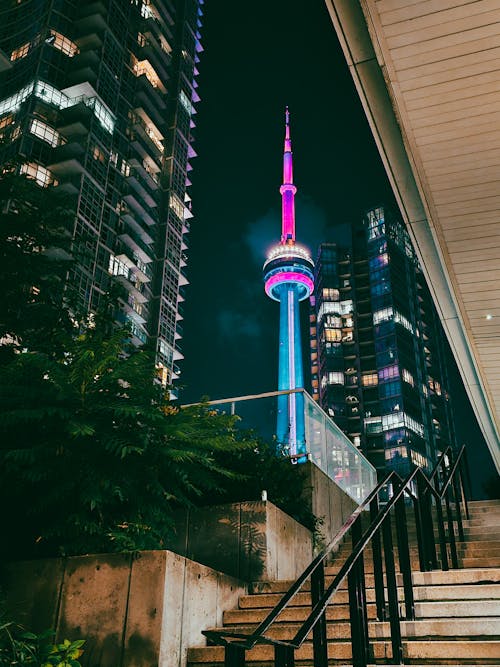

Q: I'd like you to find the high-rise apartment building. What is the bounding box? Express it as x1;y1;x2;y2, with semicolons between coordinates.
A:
0;0;203;390
310;206;457;476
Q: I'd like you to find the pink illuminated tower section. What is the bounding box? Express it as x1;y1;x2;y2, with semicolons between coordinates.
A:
263;108;314;456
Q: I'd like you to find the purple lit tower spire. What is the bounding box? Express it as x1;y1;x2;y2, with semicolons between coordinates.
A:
263;108;314;456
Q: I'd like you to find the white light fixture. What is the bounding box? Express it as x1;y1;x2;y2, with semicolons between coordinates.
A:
486;314;493;320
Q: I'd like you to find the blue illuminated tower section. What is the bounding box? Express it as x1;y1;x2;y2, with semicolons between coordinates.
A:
263;109;314;458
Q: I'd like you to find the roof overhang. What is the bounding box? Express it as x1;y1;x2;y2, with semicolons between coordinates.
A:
325;0;500;473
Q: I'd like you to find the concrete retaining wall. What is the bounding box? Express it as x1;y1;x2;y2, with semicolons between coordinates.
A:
0;551;246;667
298;461;358;549
167;500;313;581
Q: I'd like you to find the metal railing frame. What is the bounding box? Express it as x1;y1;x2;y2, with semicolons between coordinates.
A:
203;445;470;667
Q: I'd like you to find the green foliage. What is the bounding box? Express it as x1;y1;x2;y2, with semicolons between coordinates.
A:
0;623;84;667
0;174;75;358
0;313;261;557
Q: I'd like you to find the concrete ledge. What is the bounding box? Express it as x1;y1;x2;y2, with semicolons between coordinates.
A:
167;500;313;581
0;551;246;667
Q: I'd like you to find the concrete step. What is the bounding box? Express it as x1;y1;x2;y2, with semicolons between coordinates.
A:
237;584;500;610
461;556;500;568
224;598;500;627
250;567;500;594
205;617;500;641
223;603;377;625
416;599;500;618
188;639;500;664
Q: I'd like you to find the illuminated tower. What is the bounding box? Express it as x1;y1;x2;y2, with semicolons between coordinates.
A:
263;108;314;457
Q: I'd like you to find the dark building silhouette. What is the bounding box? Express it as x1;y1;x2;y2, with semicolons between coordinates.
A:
310;206;457;476
0;0;203;392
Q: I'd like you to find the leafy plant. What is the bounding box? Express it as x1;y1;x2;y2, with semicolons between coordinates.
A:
0;623;84;667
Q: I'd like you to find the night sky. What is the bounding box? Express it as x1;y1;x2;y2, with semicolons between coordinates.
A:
179;1;496;496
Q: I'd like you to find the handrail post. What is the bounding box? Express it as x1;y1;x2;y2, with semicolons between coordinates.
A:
461;447;471;520
414;474;427;572
395;492;415;619
434;473;449;571
370;496;386;620
452;466;465;543
311;560;328;667
225;643;246;667
443;461;459;569
382;512;403;664
274;644;295;667
348;516;370;667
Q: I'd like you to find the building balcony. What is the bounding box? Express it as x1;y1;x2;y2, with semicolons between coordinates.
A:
122;192;157;227
126;169;159;209
135;73;167;110
129;157;160;191
47;142;86;176
74;2;108;34
121;211;154;246
118;232;153;269
114;253;150;284
115;275;147;304
57;102;92;137
129;120;164;162
120;299;146;326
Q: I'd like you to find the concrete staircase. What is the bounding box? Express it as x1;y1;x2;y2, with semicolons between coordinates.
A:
187;499;500;666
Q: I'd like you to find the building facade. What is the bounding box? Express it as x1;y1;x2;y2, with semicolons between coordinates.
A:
310;206;457;476
0;0;203;390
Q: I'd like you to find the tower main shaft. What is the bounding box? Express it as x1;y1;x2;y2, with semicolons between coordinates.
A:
263;109;314;457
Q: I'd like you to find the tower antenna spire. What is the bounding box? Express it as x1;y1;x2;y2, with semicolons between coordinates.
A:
281;106;297;244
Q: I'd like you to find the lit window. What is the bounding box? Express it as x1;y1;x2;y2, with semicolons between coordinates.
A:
11;41;31;61
137;32;147;47
340;300;353;315
92;145;106;163
402;369;415;387
30;119;59;147
373;307;393;325
324;329;341;342
364;417;382;435
49;30;79;57
325;314;342;328
120;159;131;177
132;56;162;89
385;446;408;460
169;193;185;220
322;288;339;301
20;162;55;187
378;365;399;382
394;310;414;333
410;450;428;469
108;254;130;278
327;372;344;385
179;90;194;115
362;372;378;387
381;411;424;437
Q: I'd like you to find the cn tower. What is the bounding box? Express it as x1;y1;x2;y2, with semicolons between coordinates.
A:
263;108;314;458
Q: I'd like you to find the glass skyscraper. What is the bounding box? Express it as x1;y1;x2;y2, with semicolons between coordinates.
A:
310;205;457;476
0;0;203;391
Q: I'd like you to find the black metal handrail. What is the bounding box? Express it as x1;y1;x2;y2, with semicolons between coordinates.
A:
203;445;470;666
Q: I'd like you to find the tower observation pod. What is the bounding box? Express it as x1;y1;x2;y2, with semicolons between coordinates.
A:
263;108;314;459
